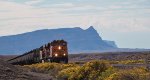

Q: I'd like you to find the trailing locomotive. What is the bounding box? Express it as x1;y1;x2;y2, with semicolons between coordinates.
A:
8;40;68;65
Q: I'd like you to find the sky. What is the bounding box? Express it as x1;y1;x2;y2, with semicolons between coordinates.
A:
0;0;150;49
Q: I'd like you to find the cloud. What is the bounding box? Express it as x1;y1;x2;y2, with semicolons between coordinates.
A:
51;3;75;7
0;0;150;48
25;0;44;5
0;0;150;37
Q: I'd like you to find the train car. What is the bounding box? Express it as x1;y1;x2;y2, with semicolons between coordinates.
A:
7;40;68;65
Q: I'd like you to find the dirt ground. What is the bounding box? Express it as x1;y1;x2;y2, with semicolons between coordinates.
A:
0;58;54;80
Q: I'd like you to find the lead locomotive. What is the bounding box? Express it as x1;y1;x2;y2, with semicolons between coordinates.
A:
8;40;68;65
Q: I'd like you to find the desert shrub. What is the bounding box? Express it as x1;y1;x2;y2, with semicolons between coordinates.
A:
24;62;79;77
57;60;113;80
24;60;150;80
77;60;110;80
106;67;150;80
57;66;81;80
24;63;58;73
98;67;116;80
57;60;150;80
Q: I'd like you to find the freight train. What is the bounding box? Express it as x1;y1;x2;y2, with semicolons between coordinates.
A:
8;40;68;65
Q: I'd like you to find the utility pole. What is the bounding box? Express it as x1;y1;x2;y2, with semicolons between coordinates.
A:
145;53;150;71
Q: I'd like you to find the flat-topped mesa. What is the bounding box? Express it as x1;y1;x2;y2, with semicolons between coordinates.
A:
0;26;118;54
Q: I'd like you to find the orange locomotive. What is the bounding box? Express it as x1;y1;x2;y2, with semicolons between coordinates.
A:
40;40;68;63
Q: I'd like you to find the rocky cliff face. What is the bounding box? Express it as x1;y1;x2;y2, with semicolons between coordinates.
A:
0;26;117;54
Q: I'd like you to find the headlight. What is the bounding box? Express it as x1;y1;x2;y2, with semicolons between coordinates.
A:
63;53;66;56
58;46;61;50
55;53;58;57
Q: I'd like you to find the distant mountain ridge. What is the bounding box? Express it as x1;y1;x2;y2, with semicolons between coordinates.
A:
0;26;118;54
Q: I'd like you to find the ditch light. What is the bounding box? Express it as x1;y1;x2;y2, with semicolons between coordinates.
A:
55;53;58;57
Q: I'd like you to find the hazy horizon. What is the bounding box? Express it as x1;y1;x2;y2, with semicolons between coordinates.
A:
0;0;150;49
